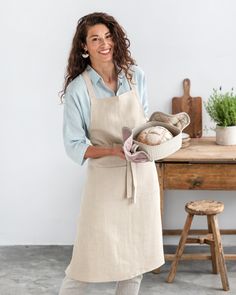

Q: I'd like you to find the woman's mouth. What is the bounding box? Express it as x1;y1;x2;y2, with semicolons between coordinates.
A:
98;49;111;55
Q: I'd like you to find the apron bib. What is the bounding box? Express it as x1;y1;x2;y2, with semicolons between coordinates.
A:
65;70;164;282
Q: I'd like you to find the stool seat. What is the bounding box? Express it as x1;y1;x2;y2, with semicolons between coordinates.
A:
185;200;224;215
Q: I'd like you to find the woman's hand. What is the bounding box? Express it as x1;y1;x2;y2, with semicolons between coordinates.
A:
84;145;126;160
112;146;126;160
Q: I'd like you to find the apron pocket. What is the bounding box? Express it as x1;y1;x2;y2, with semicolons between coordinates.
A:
135;161;159;197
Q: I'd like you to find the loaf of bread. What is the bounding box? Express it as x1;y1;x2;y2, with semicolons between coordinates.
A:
136;126;173;145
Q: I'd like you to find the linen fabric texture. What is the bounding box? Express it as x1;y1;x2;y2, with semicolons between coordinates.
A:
64;69;164;282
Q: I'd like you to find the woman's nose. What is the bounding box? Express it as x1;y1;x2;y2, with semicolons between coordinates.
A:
98;37;108;45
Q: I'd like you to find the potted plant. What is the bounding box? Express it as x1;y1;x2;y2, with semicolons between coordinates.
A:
204;87;236;145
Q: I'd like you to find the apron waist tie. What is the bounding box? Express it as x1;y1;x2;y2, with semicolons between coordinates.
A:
126;161;137;204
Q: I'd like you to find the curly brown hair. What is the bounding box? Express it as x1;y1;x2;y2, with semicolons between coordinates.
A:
60;12;136;101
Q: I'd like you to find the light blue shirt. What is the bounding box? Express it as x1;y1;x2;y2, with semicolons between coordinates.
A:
63;65;149;165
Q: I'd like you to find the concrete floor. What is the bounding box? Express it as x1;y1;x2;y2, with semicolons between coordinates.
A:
0;245;235;295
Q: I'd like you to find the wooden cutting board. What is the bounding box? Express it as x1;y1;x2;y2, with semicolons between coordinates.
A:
172;78;202;138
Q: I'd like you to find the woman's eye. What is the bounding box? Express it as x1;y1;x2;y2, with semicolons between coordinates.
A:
91;38;98;42
106;35;112;39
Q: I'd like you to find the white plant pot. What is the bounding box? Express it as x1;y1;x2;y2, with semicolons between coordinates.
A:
216;125;236;145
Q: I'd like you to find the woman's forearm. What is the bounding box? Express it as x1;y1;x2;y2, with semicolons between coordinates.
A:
84;145;125;160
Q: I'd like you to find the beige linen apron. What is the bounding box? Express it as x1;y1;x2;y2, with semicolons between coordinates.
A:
65;70;164;283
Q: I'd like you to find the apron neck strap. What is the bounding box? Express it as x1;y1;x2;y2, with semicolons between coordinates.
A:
126;70;136;92
82;71;97;101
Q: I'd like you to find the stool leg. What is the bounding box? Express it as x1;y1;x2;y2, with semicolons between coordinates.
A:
210;215;230;291
166;213;193;283
207;215;218;274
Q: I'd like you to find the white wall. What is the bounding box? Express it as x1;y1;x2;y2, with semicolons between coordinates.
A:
1;0;236;245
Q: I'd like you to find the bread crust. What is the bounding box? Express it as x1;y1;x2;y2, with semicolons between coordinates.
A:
136;126;173;145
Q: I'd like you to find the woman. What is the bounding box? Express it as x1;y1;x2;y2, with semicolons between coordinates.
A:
59;12;164;295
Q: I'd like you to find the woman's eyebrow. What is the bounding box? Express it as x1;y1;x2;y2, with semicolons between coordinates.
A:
88;34;99;39
88;31;110;39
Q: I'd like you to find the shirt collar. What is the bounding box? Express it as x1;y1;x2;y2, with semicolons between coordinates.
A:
86;65;101;85
86;65;125;85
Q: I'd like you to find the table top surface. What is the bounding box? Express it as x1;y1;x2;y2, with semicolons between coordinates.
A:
160;137;236;163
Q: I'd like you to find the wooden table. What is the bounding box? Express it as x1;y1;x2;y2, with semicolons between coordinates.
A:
156;137;236;261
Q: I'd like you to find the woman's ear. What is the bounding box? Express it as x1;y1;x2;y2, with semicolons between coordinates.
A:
83;44;88;52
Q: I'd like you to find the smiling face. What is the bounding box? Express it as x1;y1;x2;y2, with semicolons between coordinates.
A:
84;24;114;66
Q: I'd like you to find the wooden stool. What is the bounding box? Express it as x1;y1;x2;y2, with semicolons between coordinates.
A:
166;200;229;291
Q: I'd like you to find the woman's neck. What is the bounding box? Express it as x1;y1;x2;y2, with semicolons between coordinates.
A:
91;62;117;83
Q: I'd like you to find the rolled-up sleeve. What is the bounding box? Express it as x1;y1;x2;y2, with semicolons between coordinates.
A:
63;90;90;166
